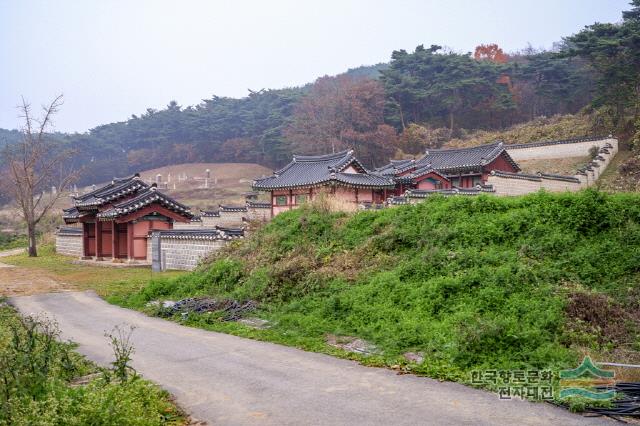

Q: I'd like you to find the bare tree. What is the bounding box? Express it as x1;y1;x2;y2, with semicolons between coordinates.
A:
2;95;79;256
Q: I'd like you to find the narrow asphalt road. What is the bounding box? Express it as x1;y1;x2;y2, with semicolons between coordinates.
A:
9;291;611;426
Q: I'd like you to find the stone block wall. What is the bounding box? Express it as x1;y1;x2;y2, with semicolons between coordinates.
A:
157;237;227;271
55;228;83;257
246;206;270;221
148;228;244;271
487;173;582;196
216;210;246;226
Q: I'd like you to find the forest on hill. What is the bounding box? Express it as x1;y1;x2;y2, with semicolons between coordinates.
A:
1;1;639;188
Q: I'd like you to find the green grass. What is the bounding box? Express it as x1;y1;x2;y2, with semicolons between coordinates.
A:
0;232;27;251
0;305;185;426
117;190;640;384
2;245;186;298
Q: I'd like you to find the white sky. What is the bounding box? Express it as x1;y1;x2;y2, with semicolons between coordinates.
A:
0;0;629;132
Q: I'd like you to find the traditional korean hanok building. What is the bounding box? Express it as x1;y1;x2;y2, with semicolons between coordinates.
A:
376;142;520;194
62;174;193;262
252;150;395;216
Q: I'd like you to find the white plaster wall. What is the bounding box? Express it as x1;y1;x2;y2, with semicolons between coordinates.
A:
506;138;617;161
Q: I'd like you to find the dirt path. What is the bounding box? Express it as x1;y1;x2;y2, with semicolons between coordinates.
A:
10;291;611;426
0;249;76;297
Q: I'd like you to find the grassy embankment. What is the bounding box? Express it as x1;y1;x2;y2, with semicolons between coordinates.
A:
115;190;640;384
0;304;184;426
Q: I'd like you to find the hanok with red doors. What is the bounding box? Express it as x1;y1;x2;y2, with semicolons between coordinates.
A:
375;142;520;195
63;174;193;262
252;150;395;216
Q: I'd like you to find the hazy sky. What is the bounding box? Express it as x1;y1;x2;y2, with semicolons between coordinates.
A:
0;0;629;133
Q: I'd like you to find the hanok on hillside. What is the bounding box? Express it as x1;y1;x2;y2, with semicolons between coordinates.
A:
252;150;395;216
253;142;520;216
376;142;520;194
62;174;192;262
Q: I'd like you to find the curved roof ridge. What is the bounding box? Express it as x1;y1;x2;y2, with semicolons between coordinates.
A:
293;150;353;162
424;141;503;154
73;173;142;201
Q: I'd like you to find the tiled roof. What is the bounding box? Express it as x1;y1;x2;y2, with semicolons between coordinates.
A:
62;207;80;219
395;164;450;184
253;150;395;190
507;135;609;150
375;142;520;179
56;226;82;235
97;187;192;220
247;201;271;209
415;142;520;174
149;227;244;241
200;210;220;217
490;170;581;183
219;204;248;212
405;185;496;198
73;174;149;208
387;196;409;205
375;159;415;176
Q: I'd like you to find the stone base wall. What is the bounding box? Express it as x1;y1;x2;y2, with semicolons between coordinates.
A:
215;211;246;226
155;237;227;271
173;221;203;229
487;174;582;196
55;229;83;257
246;207;270;222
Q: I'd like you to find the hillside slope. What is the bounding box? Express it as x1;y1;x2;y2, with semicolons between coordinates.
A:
445;114;598;149
121;191;640;383
139;162;272;208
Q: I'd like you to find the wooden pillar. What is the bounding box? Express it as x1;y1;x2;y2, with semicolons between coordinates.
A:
127;222;134;262
94;221;103;260
111;222;118;260
82;222;90;258
355;187;359;203
289;189;293;210
270;192;274;219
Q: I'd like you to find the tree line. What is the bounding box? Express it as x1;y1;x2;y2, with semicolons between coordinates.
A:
2;0;639;186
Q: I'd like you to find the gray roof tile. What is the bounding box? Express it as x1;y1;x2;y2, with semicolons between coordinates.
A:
253;150;395;190
97;187;192;220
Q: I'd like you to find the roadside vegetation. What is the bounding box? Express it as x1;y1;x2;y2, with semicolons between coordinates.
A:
0;232;27;251
115;191;640;384
0;303;184;425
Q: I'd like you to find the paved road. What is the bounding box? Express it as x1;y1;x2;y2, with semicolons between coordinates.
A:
9;291;611;426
